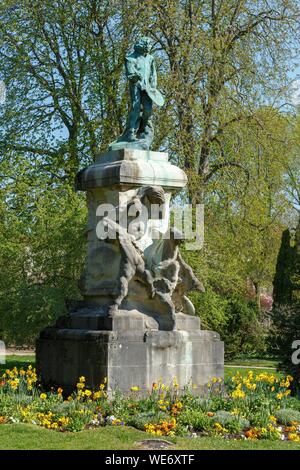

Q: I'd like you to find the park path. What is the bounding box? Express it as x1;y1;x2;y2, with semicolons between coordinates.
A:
225;364;276;370
5;350;277;370
6;348;35;356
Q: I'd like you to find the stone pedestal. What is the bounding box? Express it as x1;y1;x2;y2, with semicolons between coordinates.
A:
36;324;223;395
36;149;224;393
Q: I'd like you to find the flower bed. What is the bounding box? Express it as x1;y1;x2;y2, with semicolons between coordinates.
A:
0;366;300;441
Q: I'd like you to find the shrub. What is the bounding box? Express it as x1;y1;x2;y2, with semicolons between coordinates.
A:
190;289;266;359
177;409;213;432
250;410;274;428
223;297;266;359
275;408;300;425
211;410;250;433
126;411;169;430
269;303;300;393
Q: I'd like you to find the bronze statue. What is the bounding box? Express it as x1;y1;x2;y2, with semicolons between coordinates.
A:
110;37;164;151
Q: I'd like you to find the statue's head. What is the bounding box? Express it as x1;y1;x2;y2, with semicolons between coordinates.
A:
134;36;153;55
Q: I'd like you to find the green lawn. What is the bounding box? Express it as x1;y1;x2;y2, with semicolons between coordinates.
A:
226;358;279;368
225;367;282;379
0;356;281;380
0;355;35;376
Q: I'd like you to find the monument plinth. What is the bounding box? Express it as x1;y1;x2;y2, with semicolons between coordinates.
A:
36;36;223;394
36;149;224;393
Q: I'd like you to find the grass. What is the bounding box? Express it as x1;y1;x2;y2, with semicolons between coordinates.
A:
226;358;279;368
225;367;282;379
0;356;282;381
0;423;299;450
0;355;35;376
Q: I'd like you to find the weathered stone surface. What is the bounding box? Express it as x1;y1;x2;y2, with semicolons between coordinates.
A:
76;149;187;190
36;328;224;394
36;147;224;393
75;149;196;330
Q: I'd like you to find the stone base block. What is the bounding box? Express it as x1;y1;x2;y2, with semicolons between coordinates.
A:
36;328;224;394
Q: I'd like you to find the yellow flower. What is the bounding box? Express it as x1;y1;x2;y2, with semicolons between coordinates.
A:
130;386;140;392
246;382;256;391
76;382;85;390
276;392;283;400
214;422;224;432
57;387;63;395
172;377;179;388
231;388;246;399
288;433;300;442
9;378;20;390
247;371;254;381
40;393;47;400
84;389;92;397
79;376;85;383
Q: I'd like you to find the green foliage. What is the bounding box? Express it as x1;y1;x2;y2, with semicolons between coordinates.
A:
250;409;274;428
0;186;86;344
1;364;300;443
269;219;300;391
0;0;298;348
273;229;294;305
211;411;250;433
177;409;213;432
223;297;266;359
189;287;227;332
269;303;300;393
190;288;266;358
275;408;300;425
126;411;169;430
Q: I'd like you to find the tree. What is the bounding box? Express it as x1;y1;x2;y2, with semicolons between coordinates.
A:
270;304;300;393
273;229;293;305
0;0;140;182
142;0;299;201
270;219;300;390
0;0;299;347
0;171;86;344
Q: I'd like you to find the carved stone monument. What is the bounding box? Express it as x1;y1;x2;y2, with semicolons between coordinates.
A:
36;38;224;394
